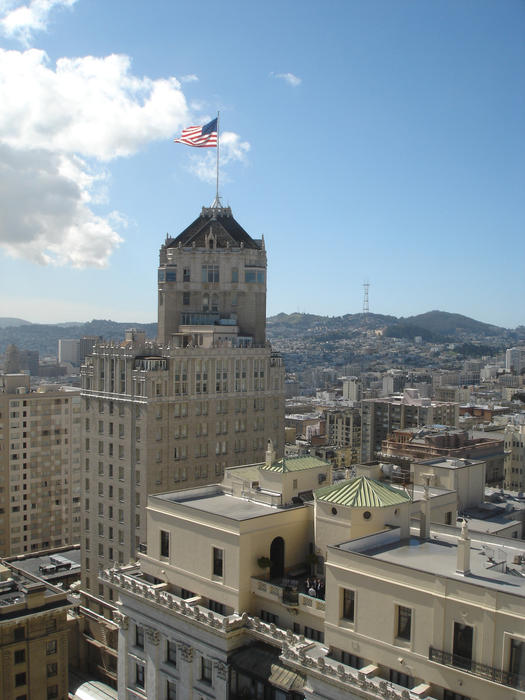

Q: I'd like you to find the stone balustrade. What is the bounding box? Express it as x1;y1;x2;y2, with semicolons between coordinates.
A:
102;566;437;700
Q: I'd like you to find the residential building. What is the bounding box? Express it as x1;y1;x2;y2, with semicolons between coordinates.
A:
19;349;39;377
382;370;406;396
342;376;362;402
0;561;71;700
361;390;459;462
379;426;505;485
324;407;361;465
104;451;525;699
506;347;525;375
0;374;81;557
504;424;525;492
79;336;102;365
58;339;80;366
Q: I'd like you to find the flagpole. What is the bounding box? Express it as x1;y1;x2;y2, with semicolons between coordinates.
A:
215;110;220;207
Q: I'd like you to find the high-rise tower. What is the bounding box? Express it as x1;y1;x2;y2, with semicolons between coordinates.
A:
158;206;267;347
80;204;285;610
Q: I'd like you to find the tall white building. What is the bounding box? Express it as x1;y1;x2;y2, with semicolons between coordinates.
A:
58;338;80;365
505;347;525;375
104;455;525;699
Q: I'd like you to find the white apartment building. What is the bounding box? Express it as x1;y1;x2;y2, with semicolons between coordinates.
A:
58;338;80;365
101;442;525;700
506;348;525;375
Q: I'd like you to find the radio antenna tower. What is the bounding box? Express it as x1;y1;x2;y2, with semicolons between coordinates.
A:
362;281;370;316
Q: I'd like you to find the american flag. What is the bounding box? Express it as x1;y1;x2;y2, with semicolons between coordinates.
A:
174;118;218;147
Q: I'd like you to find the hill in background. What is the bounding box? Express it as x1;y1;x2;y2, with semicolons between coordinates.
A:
0;310;521;358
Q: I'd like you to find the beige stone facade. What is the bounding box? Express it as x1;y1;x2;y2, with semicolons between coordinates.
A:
80;205;285;605
0;377;81;557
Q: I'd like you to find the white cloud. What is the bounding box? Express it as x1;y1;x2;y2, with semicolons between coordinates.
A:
271;71;302;87
188;131;250;184
0;0;77;44
180;73;198;83
0;49;190;160
0;144;123;267
0;48;192;267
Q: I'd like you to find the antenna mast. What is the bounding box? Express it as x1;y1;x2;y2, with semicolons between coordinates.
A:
363;281;370;317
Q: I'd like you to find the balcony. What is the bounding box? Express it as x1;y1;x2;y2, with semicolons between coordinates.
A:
251;577;326;618
429;647;525;691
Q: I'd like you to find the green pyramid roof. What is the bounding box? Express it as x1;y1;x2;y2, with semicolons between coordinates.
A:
315;475;411;508
259;455;329;473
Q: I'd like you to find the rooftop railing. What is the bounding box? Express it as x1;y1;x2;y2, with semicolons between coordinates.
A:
429;647;525;691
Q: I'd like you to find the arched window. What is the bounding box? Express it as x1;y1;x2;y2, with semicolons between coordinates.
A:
270;537;284;580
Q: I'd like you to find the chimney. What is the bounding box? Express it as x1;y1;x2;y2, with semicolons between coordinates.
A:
419;474;431;540
265;439;276;468
456;519;471;576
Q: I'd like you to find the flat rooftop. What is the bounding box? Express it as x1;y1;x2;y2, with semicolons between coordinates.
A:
416;457;483;469
6;548;81;583
154;486;302;521
337;531;525;597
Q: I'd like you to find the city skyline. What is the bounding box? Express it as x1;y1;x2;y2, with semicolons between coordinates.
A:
0;0;523;328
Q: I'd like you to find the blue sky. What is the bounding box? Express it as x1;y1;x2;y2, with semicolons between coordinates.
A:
0;0;523;327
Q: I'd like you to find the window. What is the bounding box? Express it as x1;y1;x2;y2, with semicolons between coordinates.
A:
510;638;525;677
260;610;278;624
165;269;176;282
47;687;58;700
304;626;324;642
47;663;58;677
160;530;170;558
445;511;452;525
167;640;177;665
244;269;265;283
389;670;412;688
167;679;176;700
208;599;225;615
342;589;355;622
183;267;190;282
14;627;25;642
183;292;190;305
212;547;223;577
202;264;219;283
201;657;213;684
46;640;57;655
341;651;362;669
135;625;144;649
443;692;470;700
14;649;25;664
15;672;26;687
136;664;145;689
396;605;412;641
231;267;238;282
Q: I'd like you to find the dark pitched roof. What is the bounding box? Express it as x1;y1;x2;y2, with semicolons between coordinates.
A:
167;206;261;250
